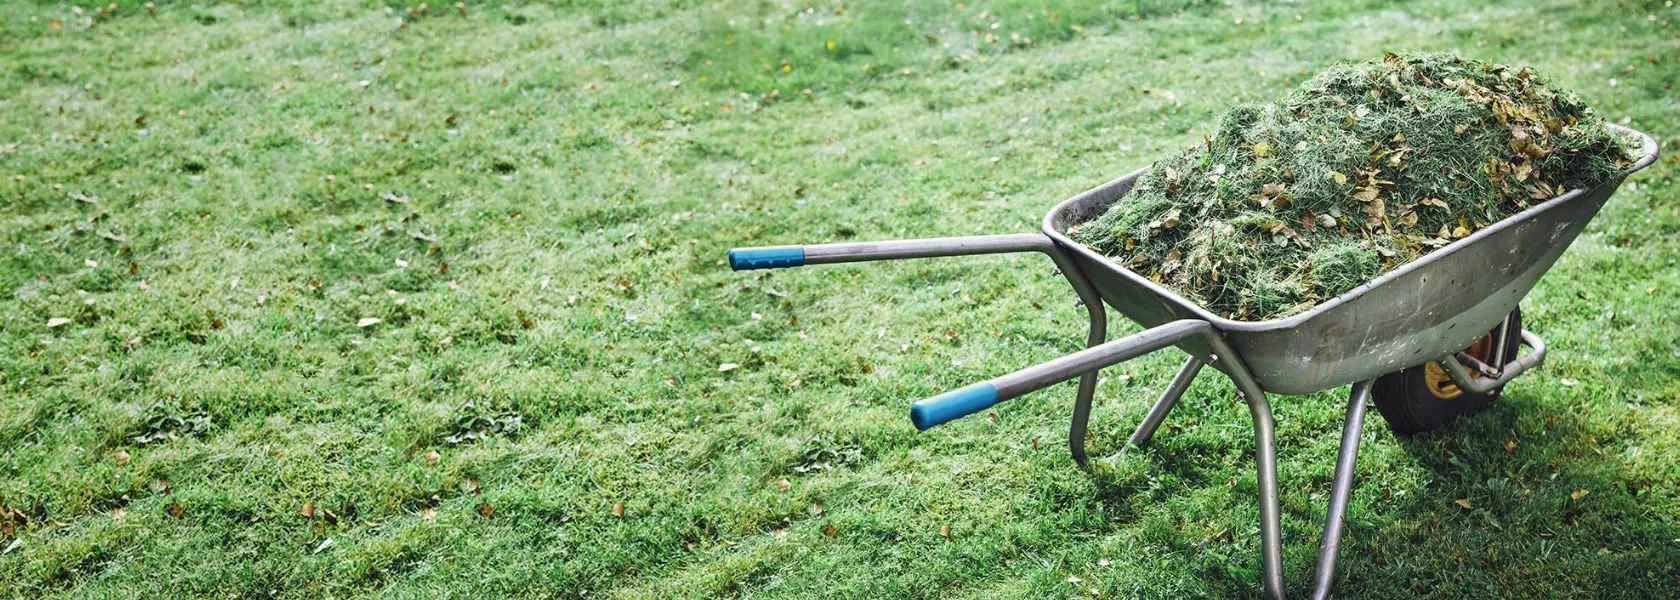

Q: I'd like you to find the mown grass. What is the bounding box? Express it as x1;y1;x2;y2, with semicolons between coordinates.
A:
0;1;1676;598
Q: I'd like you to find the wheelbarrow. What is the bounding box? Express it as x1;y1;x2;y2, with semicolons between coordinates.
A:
725;125;1657;599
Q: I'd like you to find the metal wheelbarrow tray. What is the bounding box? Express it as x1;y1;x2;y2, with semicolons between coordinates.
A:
726;125;1658;599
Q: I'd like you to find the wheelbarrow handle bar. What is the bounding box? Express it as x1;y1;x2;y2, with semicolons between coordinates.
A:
728;233;1052;270
911;320;1214;430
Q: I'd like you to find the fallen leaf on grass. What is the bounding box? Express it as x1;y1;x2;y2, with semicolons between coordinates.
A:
420;507;437;521
611;502;625;518
775;479;790;492
1453;498;1473;510
423;450;441;466
300;502;316;518
822;523;838;538
476;502;494;519
939;523;951;538
356;318;381;328
313;538;334;554
1571;488;1590;501
46;318;71;328
717;363;740;372
113;450;130;465
165;502;184;520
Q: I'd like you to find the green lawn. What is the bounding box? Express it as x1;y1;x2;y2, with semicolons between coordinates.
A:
1;1;1677;598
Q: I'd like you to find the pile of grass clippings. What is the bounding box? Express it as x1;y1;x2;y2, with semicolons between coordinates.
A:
1069;53;1638;320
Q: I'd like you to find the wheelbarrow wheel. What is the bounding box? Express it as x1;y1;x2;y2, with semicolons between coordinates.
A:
1372;308;1523;435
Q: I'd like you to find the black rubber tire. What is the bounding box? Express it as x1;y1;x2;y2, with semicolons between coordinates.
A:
1373;308;1523;435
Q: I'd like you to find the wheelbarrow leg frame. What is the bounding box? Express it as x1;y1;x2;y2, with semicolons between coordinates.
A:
726;234;1539;600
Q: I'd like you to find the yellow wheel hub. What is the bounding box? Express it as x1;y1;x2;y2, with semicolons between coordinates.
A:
1423;335;1496;400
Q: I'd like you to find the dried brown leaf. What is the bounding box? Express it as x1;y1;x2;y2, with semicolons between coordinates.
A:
1160;208;1182;229
1363;197;1386;228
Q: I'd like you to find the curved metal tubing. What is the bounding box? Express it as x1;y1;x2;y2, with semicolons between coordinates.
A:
1436;330;1547;394
1200;337;1286;600
1042;244;1109;466
1310;380;1373;600
1124;356;1204;451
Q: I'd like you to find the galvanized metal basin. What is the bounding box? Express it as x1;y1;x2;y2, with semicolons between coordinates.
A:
1043;125;1659;395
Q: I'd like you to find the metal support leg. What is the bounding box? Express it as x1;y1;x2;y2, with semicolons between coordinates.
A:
1047;245;1109;467
1309;380;1373;600
1123;356;1204;452
1199;337;1286;600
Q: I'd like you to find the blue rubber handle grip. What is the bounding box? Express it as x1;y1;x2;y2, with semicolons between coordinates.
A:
910;382;998;431
728;246;805;270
